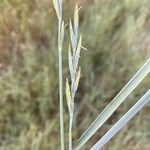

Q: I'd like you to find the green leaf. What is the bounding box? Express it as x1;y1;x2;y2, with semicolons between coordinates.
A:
91;90;150;150
73;59;150;150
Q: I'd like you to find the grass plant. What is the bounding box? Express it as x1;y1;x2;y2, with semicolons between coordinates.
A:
0;0;150;149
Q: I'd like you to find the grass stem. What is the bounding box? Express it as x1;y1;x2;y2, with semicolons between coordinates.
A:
53;0;65;149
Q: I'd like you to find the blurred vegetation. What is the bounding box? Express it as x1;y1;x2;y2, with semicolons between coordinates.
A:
0;0;150;149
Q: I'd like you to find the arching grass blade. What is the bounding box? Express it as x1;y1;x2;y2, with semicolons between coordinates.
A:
91;90;150;150
73;59;150;150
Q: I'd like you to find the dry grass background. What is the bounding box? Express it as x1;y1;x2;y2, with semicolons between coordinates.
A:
0;0;150;149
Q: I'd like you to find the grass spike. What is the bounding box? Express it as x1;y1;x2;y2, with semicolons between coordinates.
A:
67;5;83;150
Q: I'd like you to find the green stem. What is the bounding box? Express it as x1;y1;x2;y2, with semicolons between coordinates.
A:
58;18;65;150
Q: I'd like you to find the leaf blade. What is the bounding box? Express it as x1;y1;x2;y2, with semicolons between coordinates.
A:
91;90;150;150
73;59;150;150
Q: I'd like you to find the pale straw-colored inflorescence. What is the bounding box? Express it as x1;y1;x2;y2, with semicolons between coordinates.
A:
66;5;82;150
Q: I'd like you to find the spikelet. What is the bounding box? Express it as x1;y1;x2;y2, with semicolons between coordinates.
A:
53;0;62;19
74;4;79;40
66;78;71;113
74;35;82;71
74;67;81;96
68;46;74;86
70;20;76;54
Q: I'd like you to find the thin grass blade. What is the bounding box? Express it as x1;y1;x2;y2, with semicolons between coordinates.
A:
91;89;150;150
73;58;150;150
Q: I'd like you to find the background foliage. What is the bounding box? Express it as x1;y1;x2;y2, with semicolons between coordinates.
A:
0;0;150;149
